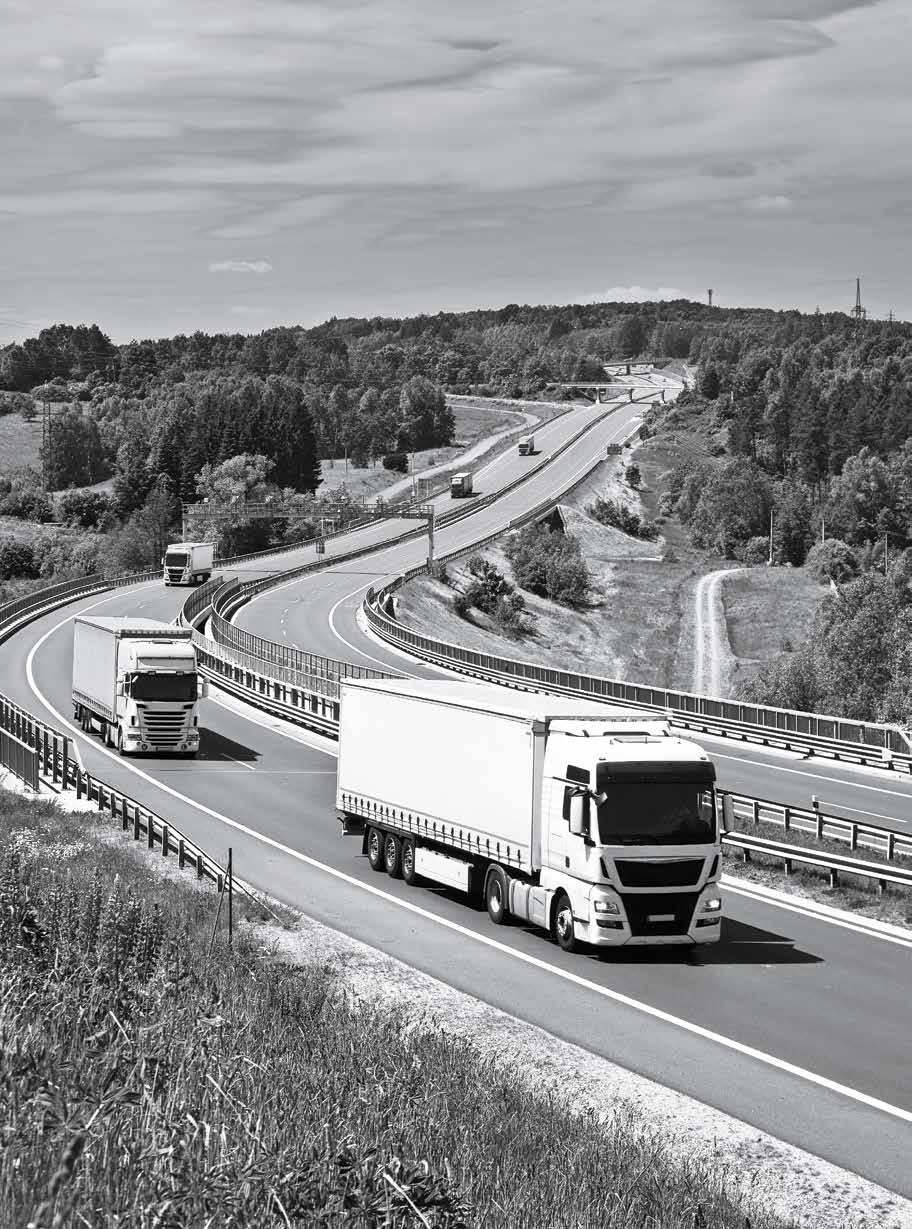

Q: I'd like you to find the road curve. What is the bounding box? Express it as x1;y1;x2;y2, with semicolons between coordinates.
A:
4;391;912;1197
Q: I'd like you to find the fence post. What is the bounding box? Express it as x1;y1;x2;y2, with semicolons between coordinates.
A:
829;868;839;888
62;738;68;788
228;847;233;950
752;799;759;828
812;795;822;839
783;806;790;833
162;824;169;857
850;823;858;852
887;831;895;861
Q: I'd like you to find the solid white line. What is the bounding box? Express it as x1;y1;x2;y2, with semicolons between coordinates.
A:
711;751;912;801
25;617;912;1122
722;879;912;950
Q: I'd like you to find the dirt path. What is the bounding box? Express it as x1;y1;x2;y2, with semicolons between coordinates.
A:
692;567;743;695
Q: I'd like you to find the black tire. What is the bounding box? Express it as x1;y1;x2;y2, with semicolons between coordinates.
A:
401;837;418;885
383;832;402;878
485;866;509;925
552;892;578;953
367;827;385;872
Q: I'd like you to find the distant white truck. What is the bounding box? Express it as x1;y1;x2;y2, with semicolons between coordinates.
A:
72;617;206;756
518;434;535;456
337;680;729;952
449;471;474;498
163;541;214;586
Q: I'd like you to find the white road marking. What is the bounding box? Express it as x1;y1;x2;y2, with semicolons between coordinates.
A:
23;628;912;1126
722;880;912;950
711;751;912;802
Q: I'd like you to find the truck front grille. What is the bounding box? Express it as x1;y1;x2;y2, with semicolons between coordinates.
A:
166;568;185;583
620;892;700;937
615;858;705;888
140;711;189;747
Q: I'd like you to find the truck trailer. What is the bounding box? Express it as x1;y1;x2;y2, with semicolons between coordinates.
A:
72;617;206;756
337;679;728;952
449;471;474;498
163;541;214;586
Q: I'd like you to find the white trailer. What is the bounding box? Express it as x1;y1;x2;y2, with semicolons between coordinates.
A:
337;679;728;952
163;541;214;586
450;471;474;498
72;617;206;756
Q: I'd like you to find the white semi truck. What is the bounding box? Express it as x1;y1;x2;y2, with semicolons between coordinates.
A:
72;617;206;756
449;471;474;498
517;434;535;455
337;680;729;952
163;541;214;586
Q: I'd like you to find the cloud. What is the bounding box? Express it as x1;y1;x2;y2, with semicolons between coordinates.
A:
208;259;273;274
582;286;684;304
746;195;793;211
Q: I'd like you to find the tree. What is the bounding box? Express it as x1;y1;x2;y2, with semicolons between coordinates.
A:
0;539;39;580
624;463;641;490
59;488;112;529
772;482;812;565
688;462;772;557
195;453;274;505
39;408;108;490
399;377;454;451
699;366;721;400
113;420;153;515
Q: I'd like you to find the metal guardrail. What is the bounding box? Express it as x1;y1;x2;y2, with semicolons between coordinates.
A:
724;791;912;862
722;832;912;892
0;688;230;892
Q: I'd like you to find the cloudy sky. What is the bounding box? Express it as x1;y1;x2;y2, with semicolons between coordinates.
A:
2;0;910;342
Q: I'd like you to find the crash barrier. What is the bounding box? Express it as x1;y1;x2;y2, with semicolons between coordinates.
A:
722;831;912;893
725;791;912;863
363;574;912;771
0;687;231;896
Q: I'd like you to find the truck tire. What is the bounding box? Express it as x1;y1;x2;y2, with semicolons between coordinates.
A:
383;833;402;878
401;837;418;885
552;892;578;954
367;827;385;872
484;866;509;925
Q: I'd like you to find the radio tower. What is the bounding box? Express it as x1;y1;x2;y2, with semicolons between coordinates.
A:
707;289;713;309
852;277;866;333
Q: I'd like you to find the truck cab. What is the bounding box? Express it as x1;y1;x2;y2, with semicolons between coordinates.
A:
540;723;725;947
518;435;534;456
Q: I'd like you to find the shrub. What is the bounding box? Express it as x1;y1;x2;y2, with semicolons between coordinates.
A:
464;556;514;614
587;497;658;540
739;536;770;566
0;539;38;580
59;488;111;529
657;491;677;517
0;473;53;523
382;452;408;473
505;524;590;605
805;538;858;585
624;463;641;489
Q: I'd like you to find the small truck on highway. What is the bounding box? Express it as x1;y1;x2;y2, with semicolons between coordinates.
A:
72;616;206;756
517;434;535;455
337;679;729;952
449;471;474;498
163;541;214;586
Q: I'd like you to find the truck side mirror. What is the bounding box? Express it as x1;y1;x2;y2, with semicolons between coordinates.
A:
568;791;589;837
721;794;735;835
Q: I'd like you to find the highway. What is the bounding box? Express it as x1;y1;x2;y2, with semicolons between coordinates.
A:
2;386;912;1197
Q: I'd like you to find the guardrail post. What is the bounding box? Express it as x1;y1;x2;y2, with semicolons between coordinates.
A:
829;867;838;888
62;739;68;788
850;823;858;852
887;832;895;861
752;799;759;827
133;807;141;842
162;824;169;857
742;847;751;864
75;768;83;800
783;857;792;876
783;805;791;833
196;851;204;880
178;838;185;869
148;818;155;850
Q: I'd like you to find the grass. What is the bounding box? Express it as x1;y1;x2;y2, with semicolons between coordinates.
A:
0;413;42;473
723;569;824;690
0;785;790;1229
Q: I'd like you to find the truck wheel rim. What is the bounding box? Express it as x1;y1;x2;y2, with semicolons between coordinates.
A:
403;845;413;876
385;837;396;865
489;881;502;912
556;904;572;939
369;831;380;861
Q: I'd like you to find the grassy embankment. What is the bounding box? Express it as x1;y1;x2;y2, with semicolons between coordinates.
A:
0;785;789;1229
397;400;824;694
0;411;42;472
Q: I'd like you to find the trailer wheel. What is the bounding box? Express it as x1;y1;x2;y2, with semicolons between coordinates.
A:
401;837;418;885
366;827;385;872
552;892;578;954
484;866;509;925
383;833;402;878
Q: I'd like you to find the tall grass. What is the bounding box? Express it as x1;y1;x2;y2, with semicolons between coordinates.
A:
0;791;786;1228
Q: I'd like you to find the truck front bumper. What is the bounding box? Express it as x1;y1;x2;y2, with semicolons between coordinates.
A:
579;886;723;947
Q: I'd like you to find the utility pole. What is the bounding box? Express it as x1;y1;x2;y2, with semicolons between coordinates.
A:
768;510;774;565
884;532;889;576
427;505;435;572
707;289;713;309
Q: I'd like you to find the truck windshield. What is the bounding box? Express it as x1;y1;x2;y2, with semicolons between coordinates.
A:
165;551;188;567
594;763;716;845
132;673;197;702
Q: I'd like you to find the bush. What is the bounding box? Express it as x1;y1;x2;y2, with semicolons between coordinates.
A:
505;524;591;605
805;538;858;585
382;452;408;473
0;539;38;580
739;536;770;566
657;491;677;517
464;557;514;614
0;471;53;522
59;488;111;529
587;497;658;541
624;463;641;489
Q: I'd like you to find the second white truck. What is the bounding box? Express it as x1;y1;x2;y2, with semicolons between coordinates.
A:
72;617;206;756
163;541;214;586
337;679;729;952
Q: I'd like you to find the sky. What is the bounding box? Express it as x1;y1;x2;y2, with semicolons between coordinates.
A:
2;0;911;343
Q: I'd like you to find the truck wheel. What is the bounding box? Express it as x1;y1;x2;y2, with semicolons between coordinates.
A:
383;833;402;878
366;827;385;872
485;866;509;925
552;892;578;954
116;729;124;756
401;837;418;885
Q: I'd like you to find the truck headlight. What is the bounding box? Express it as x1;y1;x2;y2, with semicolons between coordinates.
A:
593;900;620;915
701;896;722;912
